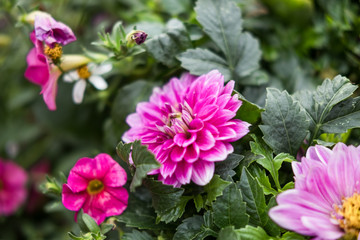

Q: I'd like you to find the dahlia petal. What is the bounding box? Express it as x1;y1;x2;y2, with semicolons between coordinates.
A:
306;145;332;165
160;160;177;178
200;141;228;162
222;80;235;95
175;161;192;185
225;94;242;112
126;113;142;127
196;129;216;151
191;161;214;186
184;144;200;163
174;132;196;147
188;118;204;133
170;146;186;162
196;105;219;121
62;184;87;211
301;216;343;240
159;174;182;188
209;109;236;125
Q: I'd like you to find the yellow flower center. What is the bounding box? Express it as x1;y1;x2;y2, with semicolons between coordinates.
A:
77;65;91;79
86;179;104;195
335;193;360;239
44;44;63;62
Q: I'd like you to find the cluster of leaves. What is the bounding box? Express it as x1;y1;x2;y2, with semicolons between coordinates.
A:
1;0;360;239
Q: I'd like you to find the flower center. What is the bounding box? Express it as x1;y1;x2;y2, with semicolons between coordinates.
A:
86;179;104;195
44;44;62;63
77;65;91;79
335;193;360;239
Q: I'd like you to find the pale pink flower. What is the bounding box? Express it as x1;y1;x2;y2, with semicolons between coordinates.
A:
0;159;27;216
123;70;250;187
62;154;128;224
24;32;61;111
269;143;360;240
34;14;76;47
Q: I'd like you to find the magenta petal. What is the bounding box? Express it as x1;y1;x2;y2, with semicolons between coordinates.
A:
188;118;204;133
301;216;343;240
196;129;215;151
2;161;27;188
174;132;196;147
191;160;214;186
306;145;332;164
196;105;219;121
24;48;49;86
70;154;115;180
41;68;61;111
82;196;106;225
175;161;192;185
200;141;228;162
184;144;200;163
93;187;128;218
62;184;87;211
67;171;89;193
170;146;186;162
160;160;177;178
103;162;127;187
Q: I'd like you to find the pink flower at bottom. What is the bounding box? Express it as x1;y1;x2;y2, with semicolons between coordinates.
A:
62;154;128;224
122;70;250;187
25;32;61;111
0;159;27;216
269;143;360;240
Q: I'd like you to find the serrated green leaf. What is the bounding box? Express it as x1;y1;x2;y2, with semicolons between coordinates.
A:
178;48;231;80
122;230;154;240
236;92;264;124
130;140;161;192
145;179;189;223
248;165;277;196
194;194;205;212
260;88;309;155
173;215;212;240
236;225;270;240
203;174;231;206
116;141;132;164
213;183;249;229
145;18;191;67
217;226;240;240
215;154;243;179
238;168;280;237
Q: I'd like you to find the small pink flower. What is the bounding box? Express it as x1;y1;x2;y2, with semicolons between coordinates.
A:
24;32;61;111
62;154;128;224
123;70;250;187
0;158;27;216
34;14;76;47
269;143;360;240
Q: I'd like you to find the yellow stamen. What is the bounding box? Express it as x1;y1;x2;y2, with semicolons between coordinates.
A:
87;179;104;195
335;193;360;239
77;65;91;79
44;44;63;62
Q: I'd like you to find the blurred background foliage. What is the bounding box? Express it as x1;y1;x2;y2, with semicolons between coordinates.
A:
0;0;359;239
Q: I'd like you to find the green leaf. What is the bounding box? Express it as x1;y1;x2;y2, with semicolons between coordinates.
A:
237;70;269;86
279;232;307;240
260;88;309;155
100;224;114;234
145;18;191;67
130;140;161;192
294;75;358;143
116;141;132;164
217;226;240;240
213;183;249;229
235;92;264;124
248;165;277;196
79;211;100;233
194;194;205;212
68;232;84;240
215;154;243;179
236;225;270;240
178;48;231;80
203;174;231;206
238;168;280;237
145;179;189;223
122;230;154;240
281;182;295;191
173;215;212;240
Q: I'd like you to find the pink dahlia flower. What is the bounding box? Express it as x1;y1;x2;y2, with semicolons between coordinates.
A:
0;159;27;216
62;154;128;224
34;14;76;47
123;70;250;187
269;143;360;240
25;32;61;111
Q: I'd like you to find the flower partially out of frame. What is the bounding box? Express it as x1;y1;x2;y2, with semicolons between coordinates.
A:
123;70;250;187
0;158;27;216
63;63;112;104
62;154;128;224
269;143;360;240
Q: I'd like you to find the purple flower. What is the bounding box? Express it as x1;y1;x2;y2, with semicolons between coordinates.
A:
34;14;76;47
0;158;27;216
126;30;148;45
62;153;128;224
269;143;360;240
123;70;250;187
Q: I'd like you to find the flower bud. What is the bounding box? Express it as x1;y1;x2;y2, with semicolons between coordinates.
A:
126;30;148;46
60;55;91;72
21;10;52;25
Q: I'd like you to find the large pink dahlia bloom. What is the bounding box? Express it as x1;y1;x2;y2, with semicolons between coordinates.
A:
24;32;61;110
123;70;250;187
62;154;128;224
269;143;360;240
0;159;27;216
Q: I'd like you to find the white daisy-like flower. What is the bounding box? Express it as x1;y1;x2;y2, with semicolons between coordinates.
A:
63;62;112;104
